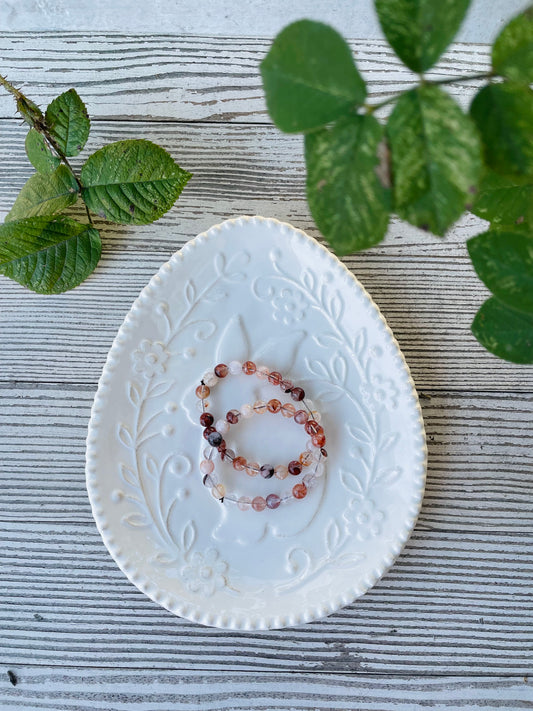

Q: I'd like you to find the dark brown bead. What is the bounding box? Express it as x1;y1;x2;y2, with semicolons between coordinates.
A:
312;432;326;448
266;493;281;509
217;442;227;453
203;426;216;440
260;464;275;479
242;360;257;375
214;363;229;378
268;371;282;386
305;420;322;436
320;448;328;458
267;398;281;413
207;431;223;447
288;460;302;476
226;409;240;424
290;386;305;401
199;412;214;427
280;379;293;393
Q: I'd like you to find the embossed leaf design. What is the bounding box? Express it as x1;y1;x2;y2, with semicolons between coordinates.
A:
144;455;159;480
117;424;134;448
305;358;329;379
374;466;403;486
313;333;343;348
181;521;196;555
147;380;173;399
184;279;196;306
340;469;364;495
153;551;180;566
127;382;141;407
313;387;344;404
379;432;399;451
286;547;311;576
302;269;316;292
213;252;226;276
121;512;150;528
328;294;344;321
336;553;366;568
119;463;139;488
347;423;372;444
353;329;367;357
332;353;348;385
326;521;341;554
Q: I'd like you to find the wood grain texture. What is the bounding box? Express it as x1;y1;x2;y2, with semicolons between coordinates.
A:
1;520;532;673
1;119;532;391
1;384;532;532
2;669;532;710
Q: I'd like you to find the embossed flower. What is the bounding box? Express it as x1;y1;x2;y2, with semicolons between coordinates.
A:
131;339;169;379
344;498;385;541
272;288;307;326
181;548;228;597
361;374;399;410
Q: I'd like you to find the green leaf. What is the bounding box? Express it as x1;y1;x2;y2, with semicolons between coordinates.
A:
25;129;60;174
260;20;366;133
470;82;533;177
80;139;192;225
387;84;481;235
375;0;471;72
468;230;533;314
0;215;101;294
6;165;78;221
471;170;533;228
305;114;390;255
472;296;533;363
45;89;90;157
492;6;533;84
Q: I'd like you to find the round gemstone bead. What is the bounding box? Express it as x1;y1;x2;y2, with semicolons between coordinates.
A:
203;426;216;440
240;403;254;418
226;409;240;424
256;365;269;380
212;483;226;500
195;384;210;399
253;400;267;414
299;451;314;467
260;464;275;479
268;371;282;386
280;379;293;393
292;483;307;499
246;462;260;477
202;473;214;487
281;402;296;418
305;420;323;436
266;493;281;509
320;448;328;457
252;496;266;512
217;442;227;454
288;460;302;476
207;431;223;447
199;412;214;427
274;465;289;480
200;459;214;475
294;409;308;425
314;461;326;478
303;473;316;489
221;448;235;462
215;419;230;434
237;496;252;511
242;360;257;375
203;371;218;387
229;360;242;375
291;386;305;401
267;398;281;413
312;432;326;448
233;456;247;471
214;363;229;378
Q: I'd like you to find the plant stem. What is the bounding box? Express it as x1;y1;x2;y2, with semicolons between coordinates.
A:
0;73;94;226
366;71;493;113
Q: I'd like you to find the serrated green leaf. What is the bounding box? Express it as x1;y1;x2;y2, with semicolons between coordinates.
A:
45;89;90;157
470;82;533;177
472;296;533;363
6;165;78;221
305;114;390;255
387;84;481;235
0;215;101;294
471;170;533;228
260;20;366;133
468;230;533;314
25;129;60;174
375;0;471;72
80;139;192;225
492;6;533;84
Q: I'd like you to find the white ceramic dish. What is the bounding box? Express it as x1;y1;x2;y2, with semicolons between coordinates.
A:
86;216;426;630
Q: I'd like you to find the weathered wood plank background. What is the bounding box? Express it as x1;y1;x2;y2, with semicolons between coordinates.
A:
0;1;532;708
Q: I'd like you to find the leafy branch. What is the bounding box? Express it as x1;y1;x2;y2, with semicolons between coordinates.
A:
0;77;192;294
260;1;533;364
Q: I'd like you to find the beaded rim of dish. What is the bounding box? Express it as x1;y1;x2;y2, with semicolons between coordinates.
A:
86;215;428;631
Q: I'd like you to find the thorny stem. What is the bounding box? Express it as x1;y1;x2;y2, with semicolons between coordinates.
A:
0;73;94;226
366;71;494;113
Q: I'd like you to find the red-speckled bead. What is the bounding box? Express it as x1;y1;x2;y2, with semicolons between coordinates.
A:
267;398;281;413
294;409;308;425
268;371;282;386
305;420;323;436
299;451;314;467
312;432;326;448
196;384;210;399
199;412;214;427
233;456;247;471
242;360;257;375
203;426;216;440
291;387;305;401
253;400;267;414
281;402;296;418
226;409;240;424
288;460;302;476
292;483;307;499
252;496;266;512
266;493;281;509
280;379;293;393
214;363;228;378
